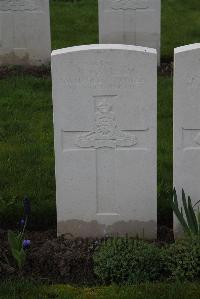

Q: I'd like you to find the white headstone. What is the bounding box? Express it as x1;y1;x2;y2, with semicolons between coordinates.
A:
52;44;157;238
174;43;200;236
0;0;51;65
98;0;161;64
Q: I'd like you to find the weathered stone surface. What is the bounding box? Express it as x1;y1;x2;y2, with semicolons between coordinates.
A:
51;44;157;238
0;0;51;65
98;0;161;64
174;44;200;237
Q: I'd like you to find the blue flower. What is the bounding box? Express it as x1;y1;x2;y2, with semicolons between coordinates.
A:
20;219;25;226
23;196;31;216
23;240;31;249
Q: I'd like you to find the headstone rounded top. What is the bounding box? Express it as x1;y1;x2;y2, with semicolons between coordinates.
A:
51;44;157;57
175;43;200;54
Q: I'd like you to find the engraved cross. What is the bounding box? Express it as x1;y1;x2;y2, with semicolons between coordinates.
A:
182;128;200;150
111;0;149;43
62;95;148;215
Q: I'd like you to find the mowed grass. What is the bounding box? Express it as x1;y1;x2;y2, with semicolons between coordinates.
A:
158;76;173;226
1;280;200;299
0;74;172;229
161;0;200;60
50;0;200;60
51;0;98;50
0;75;56;229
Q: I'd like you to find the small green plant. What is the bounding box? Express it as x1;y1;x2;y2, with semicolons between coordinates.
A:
93;238;162;284
162;237;200;281
8;197;31;271
169;189;200;237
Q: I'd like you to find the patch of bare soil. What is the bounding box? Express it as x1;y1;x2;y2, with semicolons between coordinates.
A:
0;229;99;285
158;62;173;77
0;65;51;79
0;226;173;284
0;62;173;80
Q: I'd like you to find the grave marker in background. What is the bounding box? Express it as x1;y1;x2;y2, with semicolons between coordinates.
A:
98;0;161;64
52;44;157;238
0;0;51;65
174;44;200;236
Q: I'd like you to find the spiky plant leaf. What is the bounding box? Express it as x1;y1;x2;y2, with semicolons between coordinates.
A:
188;196;199;234
181;189;193;230
169;190;190;236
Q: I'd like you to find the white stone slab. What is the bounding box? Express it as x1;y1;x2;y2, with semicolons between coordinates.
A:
98;0;161;64
52;44;157;238
0;0;51;65
174;43;200;237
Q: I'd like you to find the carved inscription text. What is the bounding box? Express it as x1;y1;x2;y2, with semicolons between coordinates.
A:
111;0;149;10
0;0;38;11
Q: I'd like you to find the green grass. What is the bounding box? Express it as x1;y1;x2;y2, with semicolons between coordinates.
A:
50;0;98;50
0;75;56;229
50;0;200;60
1;280;200;299
158;77;173;226
161;0;200;60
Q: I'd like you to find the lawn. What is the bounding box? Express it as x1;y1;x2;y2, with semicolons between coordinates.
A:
1;0;200;228
1;281;200;299
0;74;56;229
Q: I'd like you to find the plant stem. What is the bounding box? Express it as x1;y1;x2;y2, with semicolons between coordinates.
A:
20;216;28;238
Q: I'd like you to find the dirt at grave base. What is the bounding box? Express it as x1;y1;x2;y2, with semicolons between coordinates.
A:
0;229;98;285
0;62;173;80
0;226;173;284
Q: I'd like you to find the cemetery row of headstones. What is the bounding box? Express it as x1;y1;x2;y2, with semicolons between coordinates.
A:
0;0;161;65
52;43;200;239
1;1;200;239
